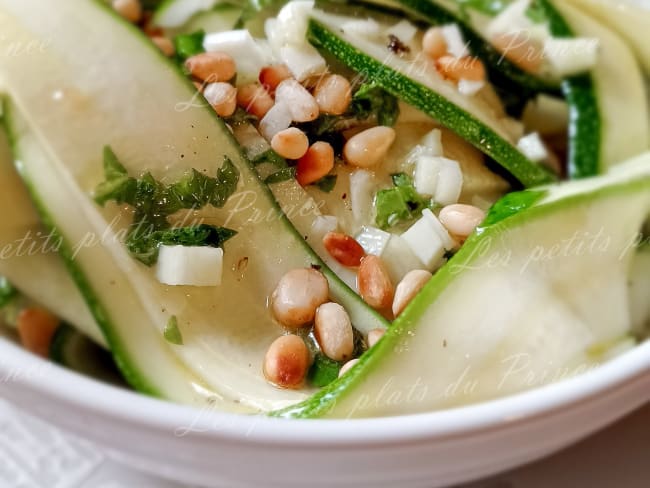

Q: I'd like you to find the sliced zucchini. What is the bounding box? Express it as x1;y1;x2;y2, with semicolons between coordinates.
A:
357;0;561;93
164;4;242;36
0;0;385;411
541;0;649;176
153;0;222;28
275;153;650;418
0;112;105;346
307;9;555;188
567;0;650;76
50;324;125;386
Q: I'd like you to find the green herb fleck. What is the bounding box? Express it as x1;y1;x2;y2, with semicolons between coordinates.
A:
253;149;288;168
480;189;547;228
350;83;399;127
264;167;296;184
0;277;17;309
95;146;239;266
525;2;547;23
174;30;205;64
163;316;183;345
457;0;508;16
313;174;337;193
308;354;341;387
375;173;435;229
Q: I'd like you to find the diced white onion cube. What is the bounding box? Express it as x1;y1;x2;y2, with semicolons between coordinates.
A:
414;155;442;196
542;37;600;78
422;209;456;251
401;216;446;270
310;215;338;240
441;24;469;58
517;132;548;162
434;157;463;206
458;78;485;96
279;44;327;81
275;0;315;46
385;20;418;45
381;234;426;283
487;0;533;39
203;30;270;84
154;0;217;28
420;129;444;157
156;245;224;287
342;19;382;39
355;226;391;256
349;169;375;226
259;102;292;141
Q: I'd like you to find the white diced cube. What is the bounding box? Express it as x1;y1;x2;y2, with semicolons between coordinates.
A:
441;24;469;58
355;226;391;256
414;155;442;196
517;132;548;162
349;169;375;225
310;215;338;240
157;245;224;287
279;44;327;81
401;216;446;270
276;0;315;45
458;79;485;96
342;19;382;39
421;129;443;156
381;234;426;283
422;208;456;251
434;157;463;206
386;20;418;44
259;102;292;141
543;37;600;77
203;30;270;84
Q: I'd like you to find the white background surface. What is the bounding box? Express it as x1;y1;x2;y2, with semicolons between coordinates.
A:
0;397;649;488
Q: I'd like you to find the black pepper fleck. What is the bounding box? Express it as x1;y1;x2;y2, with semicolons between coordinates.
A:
387;34;410;55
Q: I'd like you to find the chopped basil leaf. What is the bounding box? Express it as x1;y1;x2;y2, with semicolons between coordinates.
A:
313;174;337;193
350;83;399;127
264;167;296;184
375;173;435;229
253;149;288;168
95;146;239;266
457;0;508;16
0;276;17;309
308;354;341;387
163;316;183;345
525;2;547;23
480;189;547;228
174;30;205;63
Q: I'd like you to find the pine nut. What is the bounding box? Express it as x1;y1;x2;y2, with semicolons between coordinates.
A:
422;27;448;60
259;64;293;93
439;204;486;238
491;32;543;73
323;232;366;267
151;36;175;57
275;79;320;123
436;55;486;82
314;303;354;362
237;83;275;119
392;269;432;317
203;82;237;117
339;358;359;377
296;141;335;186
367;328;385;348
17;308;60;358
263;335;310;389
272;268;329;328
271;127;309;159
112;0;142;23
357;255;394;310
343;126;396;168
313;74;352;115
185;52;236;83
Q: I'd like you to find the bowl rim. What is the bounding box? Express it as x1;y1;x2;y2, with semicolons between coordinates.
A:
2;336;650;447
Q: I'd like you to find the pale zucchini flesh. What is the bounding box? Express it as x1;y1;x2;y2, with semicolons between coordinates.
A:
277;154;650;418
0;0;386;412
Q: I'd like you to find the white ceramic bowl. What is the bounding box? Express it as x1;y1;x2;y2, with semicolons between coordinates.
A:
1;335;649;487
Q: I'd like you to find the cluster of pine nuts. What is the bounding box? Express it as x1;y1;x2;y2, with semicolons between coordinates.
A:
422;26;487;84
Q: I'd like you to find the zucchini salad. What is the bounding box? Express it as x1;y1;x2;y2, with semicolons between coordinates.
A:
0;0;648;418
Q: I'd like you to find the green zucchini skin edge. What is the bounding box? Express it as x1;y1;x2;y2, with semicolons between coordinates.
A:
307;18;556;188
538;0;602;179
